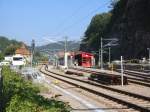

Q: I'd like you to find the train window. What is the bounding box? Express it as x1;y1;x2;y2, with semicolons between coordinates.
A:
13;57;23;61
82;58;87;62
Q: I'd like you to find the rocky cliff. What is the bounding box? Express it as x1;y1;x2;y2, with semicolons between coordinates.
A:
109;0;150;59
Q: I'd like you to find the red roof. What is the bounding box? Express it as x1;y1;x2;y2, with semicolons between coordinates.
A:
15;44;31;56
74;51;94;56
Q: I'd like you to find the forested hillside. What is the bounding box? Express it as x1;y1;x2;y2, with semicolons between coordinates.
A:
80;0;150;60
37;41;80;53
0;36;22;60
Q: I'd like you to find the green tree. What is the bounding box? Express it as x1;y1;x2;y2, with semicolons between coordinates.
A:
80;13;112;52
80;0;150;60
0;36;22;56
4;45;18;56
0;36;10;52
0;53;4;61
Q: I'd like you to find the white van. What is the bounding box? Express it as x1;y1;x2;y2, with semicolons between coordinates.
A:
12;54;26;66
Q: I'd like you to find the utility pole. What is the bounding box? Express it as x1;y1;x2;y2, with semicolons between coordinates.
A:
100;37;103;70
121;56;124;86
99;38;118;69
109;47;111;65
147;48;150;70
99;48;101;67
64;37;68;68
147;48;150;64
31;39;35;67
65;37;67;53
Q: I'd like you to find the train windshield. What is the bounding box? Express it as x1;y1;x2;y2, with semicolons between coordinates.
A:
13;57;23;61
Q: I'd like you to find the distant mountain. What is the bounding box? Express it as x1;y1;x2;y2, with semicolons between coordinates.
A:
36;41;80;53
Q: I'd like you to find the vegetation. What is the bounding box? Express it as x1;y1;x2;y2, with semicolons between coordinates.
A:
1;67;70;112
4;44;21;56
80;0;150;60
33;51;49;64
0;36;22;56
0;53;4;61
36;41;80;53
80;13;112;52
35;41;80;64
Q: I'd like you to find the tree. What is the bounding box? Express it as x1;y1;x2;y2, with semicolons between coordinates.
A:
80;13;112;52
0;36;22;55
0;36;22;56
0;53;4;61
110;0;120;7
80;0;150;60
4;45;19;56
0;36;10;52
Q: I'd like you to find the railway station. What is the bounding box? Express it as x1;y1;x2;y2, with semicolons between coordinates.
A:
56;51;95;68
38;47;150;112
1;0;150;112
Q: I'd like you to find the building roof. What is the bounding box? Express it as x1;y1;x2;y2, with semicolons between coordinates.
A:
74;51;94;56
15;44;31;56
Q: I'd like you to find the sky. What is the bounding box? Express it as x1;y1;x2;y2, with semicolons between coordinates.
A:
0;0;111;46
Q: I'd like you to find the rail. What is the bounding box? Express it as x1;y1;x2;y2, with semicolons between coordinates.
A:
73;67;150;87
40;66;150;112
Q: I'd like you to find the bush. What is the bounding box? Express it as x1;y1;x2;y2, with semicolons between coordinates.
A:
1;67;70;112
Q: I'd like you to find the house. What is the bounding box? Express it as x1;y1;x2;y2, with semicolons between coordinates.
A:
15;44;31;64
4;55;13;62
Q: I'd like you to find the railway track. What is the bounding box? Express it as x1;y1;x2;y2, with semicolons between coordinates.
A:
40;66;150;112
123;70;150;79
72;67;150;87
117;69;150;87
127;69;150;73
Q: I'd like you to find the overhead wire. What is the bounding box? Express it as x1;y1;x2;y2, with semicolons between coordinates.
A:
52;0;91;36
54;1;110;37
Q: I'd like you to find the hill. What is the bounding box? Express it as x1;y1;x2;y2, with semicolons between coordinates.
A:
80;0;150;60
108;0;150;59
36;41;80;53
0;36;22;52
0;36;22;60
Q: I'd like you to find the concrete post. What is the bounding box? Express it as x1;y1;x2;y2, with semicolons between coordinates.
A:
121;56;124;86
